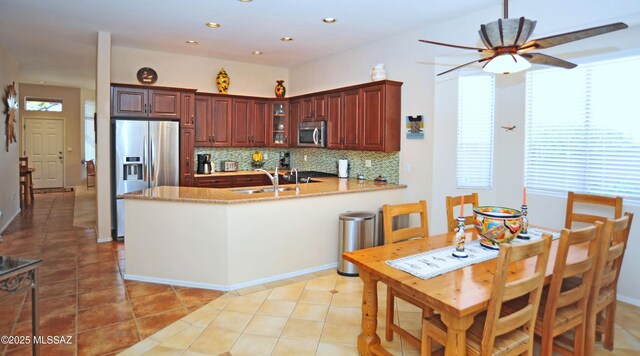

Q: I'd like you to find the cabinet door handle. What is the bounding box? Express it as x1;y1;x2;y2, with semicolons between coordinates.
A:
144;103;147;114
284;136;288;143
186;159;189;168
191;115;194;125
212;135;215;143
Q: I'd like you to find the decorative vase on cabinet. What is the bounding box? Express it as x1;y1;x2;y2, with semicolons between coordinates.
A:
370;63;387;81
275;80;286;98
216;68;230;94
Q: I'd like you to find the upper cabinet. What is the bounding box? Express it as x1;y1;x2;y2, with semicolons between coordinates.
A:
111;86;181;119
194;94;232;147
231;99;268;147
288;100;301;148
301;94;326;121
180;92;195;128
362;82;401;152
269;102;289;147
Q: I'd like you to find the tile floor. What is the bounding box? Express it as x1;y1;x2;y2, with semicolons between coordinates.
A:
120;272;640;356
0;192;224;355
1;191;639;355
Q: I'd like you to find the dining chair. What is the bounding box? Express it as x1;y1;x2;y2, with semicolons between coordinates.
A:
382;200;430;349
86;160;96;188
19;157;29;208
445;193;479;232
421;235;552;356
511;223;603;355
565;191;623;229
584;213;633;354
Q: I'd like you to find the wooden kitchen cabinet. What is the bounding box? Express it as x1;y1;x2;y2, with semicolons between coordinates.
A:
193;173;272;188
269;102;289;147
289;100;301;147
194;176;234;188
361;83;401;152
231;99;268;147
111;86;181;119
180;128;195;186
327;91;360;150
302;94;326;121
180;92;195;128
194;95;212;146
194;95;232;147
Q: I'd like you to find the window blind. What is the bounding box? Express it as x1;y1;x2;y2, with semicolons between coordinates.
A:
457;75;495;189
525;56;640;202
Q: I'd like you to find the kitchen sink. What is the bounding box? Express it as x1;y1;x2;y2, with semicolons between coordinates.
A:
231;186;296;194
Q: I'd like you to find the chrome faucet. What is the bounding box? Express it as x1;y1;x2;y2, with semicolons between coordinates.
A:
255;167;279;192
290;168;300;193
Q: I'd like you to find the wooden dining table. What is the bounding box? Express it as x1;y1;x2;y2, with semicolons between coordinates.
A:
343;227;577;356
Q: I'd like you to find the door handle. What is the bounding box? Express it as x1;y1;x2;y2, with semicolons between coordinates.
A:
143;135;148;182
191;115;194;125
313;128;319;145
144;103;147;114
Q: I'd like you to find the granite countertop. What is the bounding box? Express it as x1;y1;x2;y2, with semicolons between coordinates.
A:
123;177;406;204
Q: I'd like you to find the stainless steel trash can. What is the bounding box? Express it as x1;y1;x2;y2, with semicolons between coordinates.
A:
338;211;377;276
378;207;410;245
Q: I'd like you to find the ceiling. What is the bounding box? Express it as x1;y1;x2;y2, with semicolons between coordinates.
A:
0;0;501;89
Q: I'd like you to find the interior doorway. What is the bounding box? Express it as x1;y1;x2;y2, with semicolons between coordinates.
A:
24;118;64;189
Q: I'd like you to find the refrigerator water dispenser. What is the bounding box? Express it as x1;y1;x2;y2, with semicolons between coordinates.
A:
123;157;143;181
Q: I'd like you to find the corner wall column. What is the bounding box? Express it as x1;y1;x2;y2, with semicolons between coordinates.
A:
96;31;112;242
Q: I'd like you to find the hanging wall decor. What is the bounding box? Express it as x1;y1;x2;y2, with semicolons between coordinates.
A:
3;82;17;152
406;115;424;139
216;68;230;94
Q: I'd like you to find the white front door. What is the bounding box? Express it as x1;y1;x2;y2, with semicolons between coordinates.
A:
25;119;64;188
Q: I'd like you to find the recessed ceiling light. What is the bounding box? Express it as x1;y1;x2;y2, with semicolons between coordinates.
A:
38;81;46;84
185;40;199;45
322;18;337;23
238;0;252;2
251;50;264;55
206;22;221;28
280;37;294;42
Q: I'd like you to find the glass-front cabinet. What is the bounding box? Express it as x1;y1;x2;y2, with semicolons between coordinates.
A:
270;102;289;147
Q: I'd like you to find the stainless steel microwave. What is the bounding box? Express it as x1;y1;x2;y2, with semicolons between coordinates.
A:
297;121;326;147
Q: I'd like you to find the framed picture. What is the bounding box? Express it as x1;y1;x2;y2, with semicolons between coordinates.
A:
406;115;425;139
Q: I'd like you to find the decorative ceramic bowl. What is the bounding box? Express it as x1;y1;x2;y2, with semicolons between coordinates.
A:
473;206;523;249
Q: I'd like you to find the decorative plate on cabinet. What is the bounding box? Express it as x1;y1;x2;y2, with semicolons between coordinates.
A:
136;67;158;85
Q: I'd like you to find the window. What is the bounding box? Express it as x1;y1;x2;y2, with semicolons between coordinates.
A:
525;55;640;202
25;97;63;112
84;100;96;161
456;75;495;189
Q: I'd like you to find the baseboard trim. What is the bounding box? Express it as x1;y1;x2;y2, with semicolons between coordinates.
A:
0;208;21;235
617;294;640;307
97;237;113;243
124;262;338;292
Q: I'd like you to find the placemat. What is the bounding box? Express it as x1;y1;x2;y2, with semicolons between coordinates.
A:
385;228;560;280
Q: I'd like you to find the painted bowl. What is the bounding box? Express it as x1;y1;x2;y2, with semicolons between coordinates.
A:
473;206;523;248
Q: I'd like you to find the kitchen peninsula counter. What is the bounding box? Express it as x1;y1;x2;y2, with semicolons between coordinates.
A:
123;177;406;204
123;177;406;291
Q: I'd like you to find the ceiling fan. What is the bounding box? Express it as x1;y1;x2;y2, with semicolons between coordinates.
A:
419;0;628;76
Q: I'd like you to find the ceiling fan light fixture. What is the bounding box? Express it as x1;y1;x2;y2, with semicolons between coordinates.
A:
479;18;536;47
483;53;531;74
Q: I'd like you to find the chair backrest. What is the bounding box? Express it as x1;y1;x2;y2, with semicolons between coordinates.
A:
445;193;479;232
542;223;603;334
86;160;96;176
382;200;429;244
481;235;552;354
591;213;633;300
565;191;623;229
19;156;28;168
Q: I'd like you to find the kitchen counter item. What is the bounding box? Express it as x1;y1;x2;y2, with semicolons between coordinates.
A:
374;175;388;184
338;159;349;178
221;161;238;172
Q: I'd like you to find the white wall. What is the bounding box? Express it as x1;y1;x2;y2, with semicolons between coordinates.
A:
0;44;20;233
290;1;640;304
111;46;289;97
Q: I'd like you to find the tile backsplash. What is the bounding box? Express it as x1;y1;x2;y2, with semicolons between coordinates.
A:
194;147;400;183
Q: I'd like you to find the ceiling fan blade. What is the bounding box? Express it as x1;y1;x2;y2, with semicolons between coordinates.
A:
436;58;491;76
520;22;628;51
419;39;490;53
520;53;577;69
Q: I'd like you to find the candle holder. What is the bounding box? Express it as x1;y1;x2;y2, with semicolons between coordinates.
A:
517;204;530;240
452;217;468;258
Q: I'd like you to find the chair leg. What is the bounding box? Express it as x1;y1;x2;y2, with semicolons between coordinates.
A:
585;306;598;356
541;330;554;356
573;323;586;356
386;287;394;341
604;304;616;350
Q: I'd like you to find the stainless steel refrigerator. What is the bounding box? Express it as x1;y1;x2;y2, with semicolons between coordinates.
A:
112;119;179;239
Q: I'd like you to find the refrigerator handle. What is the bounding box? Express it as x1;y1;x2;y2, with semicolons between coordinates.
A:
150;137;155;185
143;135;148;182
